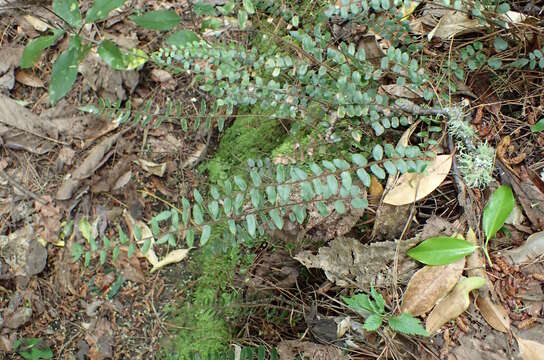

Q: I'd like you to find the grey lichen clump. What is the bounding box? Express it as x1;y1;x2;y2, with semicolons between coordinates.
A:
447;105;495;188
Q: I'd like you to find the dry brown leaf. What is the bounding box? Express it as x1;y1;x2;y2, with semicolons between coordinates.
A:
383;154;453;206
135;159;167;177
381;84;423;100
401;258;465;316
426;276;486;334
369;175;384;197
516;336;544;360
22;15;49;31
476;296;510;333
15;70;45;88
428;11;481;40
150;248;191;273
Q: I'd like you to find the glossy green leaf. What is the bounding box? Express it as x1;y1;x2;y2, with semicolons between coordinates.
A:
351;197;368;209
53;0;82;28
193;204;204;225
166;30;200;47
531;118;544;133
357;168;371;187
483;185;514;241
388;313;428;336
487;56;502;69
340;171;352;190
21;29;64;69
97;40;125;69
86;0;127;23
406;236;476;265
234;175;247;191
372;144;384;161
493;37;508;52
370;164;386;180
334;199;345;214
129;9;181;31
49;37;81;104
326;174;338;195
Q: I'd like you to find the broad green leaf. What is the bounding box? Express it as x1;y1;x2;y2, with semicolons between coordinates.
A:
127;243;136;257
84;251;91;267
406;236;476;265
265;185;277;204
99;249;107;264
20;29;64;69
293;205;306;224
200;225;211;245
86;0;127;23
351;154;367;167
363;314;383;331
97;40;125;69
234;175;247;191
370;287;385;314
370;164;386;179
78;217;93;242
49;36;81;104
340;171;352;190
246;214;257;237
141;238;151;255
483;185;514;241
208;200;220;220
112;245;120;262
122;48;148;70
238;10;248;29
269;209;283;230
487;56;502;70
343;293;373;313
129;10;181;31
301;181;314;201
334;199;345;214
531;118;544;133
388;313;428;336
186;229;195;247
351;197;368;209
166;30;200;47
243;0;255;14
53;0;82;28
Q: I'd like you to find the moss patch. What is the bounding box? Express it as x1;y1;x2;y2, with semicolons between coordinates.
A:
200;108;287;184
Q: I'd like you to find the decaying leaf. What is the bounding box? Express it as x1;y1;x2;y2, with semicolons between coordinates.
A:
427;10;481;40
135;159;167;177
23;15;49;31
504;231;544;267
476;296;510;333
123;210;159;266
383;154;453;206
150;248;191;273
15;70;45;88
295;236;420;288
181;143;207;169
426;276;486;334
516;336;544;360
401;258;465;316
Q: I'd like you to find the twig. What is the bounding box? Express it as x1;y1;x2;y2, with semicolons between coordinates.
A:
0;168;46;204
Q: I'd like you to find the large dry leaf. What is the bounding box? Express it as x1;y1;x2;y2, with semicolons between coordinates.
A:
135;159;166;177
426;276;486;334
401;258;465;316
0;94;58;139
516;336;544;360
383;154;453;206
295;236;420;288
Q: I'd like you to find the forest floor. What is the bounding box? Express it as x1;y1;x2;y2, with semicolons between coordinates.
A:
1;1;544;359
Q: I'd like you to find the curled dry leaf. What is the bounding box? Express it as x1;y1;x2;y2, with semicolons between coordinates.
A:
135;159;167;177
426;276;486;334
150;248;191;273
123;210;159;266
516;336;544;360
383;154;453;206
401;258;465;316
15;70;45;88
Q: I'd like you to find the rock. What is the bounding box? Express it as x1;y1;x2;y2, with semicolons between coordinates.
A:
4;307;32;329
0;226;47;277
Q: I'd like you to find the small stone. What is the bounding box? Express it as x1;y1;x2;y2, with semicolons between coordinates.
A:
4;307;32;329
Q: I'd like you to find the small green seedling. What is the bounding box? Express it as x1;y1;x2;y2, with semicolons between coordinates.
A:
482;185;515;266
343;287;428;336
13;338;53;360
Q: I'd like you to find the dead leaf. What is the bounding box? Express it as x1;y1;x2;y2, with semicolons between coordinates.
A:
22;15;49;31
476;296;510;333
136;159;167;177
383;154;453;206
504;231;544;266
56;132;122;200
295;236;420;288
516;336;544;360
369;175;384;197
426;276;486;334
428;10;481;40
150;68;173;83
401;258;465;316
123;210;159;267
358;34;385;66
381;84;423;100
0;93;58;139
181;143;207;169
150;248;191;273
15;70;45;88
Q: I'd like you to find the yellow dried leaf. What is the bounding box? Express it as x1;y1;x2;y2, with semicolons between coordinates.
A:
151;248;191;273
123;210;159;266
401;258;465;316
383;154;453;206
476;296;510;333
